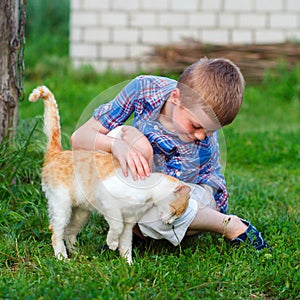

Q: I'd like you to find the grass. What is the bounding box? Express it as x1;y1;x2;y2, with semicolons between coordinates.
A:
0;1;299;298
1;64;299;299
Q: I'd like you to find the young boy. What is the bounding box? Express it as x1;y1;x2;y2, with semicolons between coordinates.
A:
71;57;271;251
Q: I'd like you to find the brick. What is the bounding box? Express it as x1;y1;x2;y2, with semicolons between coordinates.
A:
140;60;160;70
285;30;300;40
70;28;83;42
70;43;98;58
202;29;229;44
101;44;128;59
141;0;169;10
110;60;139;73
232;30;253;43
71;12;99;27
71;0;82;10
170;0;199;11
201;0;222;11
255;30;285;43
70;0;300;73
111;0;140;10
130;13;157;27
170;29;199;43
112;29;140;43
93;60;110;73
270;13;298;28
129;45;152;57
254;0;282;11
101;12;128;27
218;13;237;28
238;13;266;28
158;13;187;27
83;0;110;11
224;0;252;12
142;29;170;44
287;0;300;11
188;13;217;28
84;28;110;43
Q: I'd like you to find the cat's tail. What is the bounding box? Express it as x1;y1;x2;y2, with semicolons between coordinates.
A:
29;86;62;155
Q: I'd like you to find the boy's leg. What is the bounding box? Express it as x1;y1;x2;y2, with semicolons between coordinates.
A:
136;184;271;250
186;186;271;250
186;207;247;239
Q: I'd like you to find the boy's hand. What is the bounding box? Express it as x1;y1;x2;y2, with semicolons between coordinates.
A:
111;126;153;180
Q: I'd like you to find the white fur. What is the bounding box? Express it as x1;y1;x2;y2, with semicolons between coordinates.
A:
46;168;188;265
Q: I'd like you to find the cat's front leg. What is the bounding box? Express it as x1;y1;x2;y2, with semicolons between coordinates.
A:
106;230;119;251
49;224;68;260
118;222;134;265
105;214;124;251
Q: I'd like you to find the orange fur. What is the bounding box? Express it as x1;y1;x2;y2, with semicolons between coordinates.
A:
169;186;190;217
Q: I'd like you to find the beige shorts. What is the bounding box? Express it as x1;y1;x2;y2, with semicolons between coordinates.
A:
138;184;220;246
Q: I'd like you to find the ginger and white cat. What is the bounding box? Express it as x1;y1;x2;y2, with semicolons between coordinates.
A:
29;86;190;264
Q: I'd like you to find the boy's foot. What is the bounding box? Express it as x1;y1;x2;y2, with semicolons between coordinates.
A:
231;219;272;251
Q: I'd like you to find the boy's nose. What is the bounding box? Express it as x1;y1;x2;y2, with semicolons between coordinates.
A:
194;129;207;140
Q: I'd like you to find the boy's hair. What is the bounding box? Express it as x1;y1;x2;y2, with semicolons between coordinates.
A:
177;57;245;126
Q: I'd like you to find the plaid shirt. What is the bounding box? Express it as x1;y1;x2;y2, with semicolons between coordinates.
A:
93;75;228;212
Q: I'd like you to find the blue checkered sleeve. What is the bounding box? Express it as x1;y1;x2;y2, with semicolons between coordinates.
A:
93;78;140;130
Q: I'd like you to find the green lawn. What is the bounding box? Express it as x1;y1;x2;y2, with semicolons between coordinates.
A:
1;61;299;299
1;0;299;297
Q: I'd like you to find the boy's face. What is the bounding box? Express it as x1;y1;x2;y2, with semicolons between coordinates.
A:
172;103;221;142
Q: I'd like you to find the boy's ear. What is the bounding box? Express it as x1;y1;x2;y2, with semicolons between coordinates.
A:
171;88;181;105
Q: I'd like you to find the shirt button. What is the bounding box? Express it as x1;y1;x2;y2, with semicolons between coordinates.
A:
154;125;159;130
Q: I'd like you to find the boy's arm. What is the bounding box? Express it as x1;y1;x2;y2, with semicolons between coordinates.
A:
70;118;152;180
119;125;153;171
71;117;112;152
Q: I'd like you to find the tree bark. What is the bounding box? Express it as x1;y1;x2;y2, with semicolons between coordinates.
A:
0;0;19;143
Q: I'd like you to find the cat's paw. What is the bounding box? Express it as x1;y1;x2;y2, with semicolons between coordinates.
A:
54;244;69;260
106;237;119;251
120;249;133;265
65;236;78;253
55;251;69;260
126;256;133;265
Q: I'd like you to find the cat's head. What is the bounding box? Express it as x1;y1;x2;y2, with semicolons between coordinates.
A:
160;185;191;225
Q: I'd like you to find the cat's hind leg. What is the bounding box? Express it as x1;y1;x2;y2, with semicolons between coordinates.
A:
47;187;72;259
64;207;91;254
118;222;135;265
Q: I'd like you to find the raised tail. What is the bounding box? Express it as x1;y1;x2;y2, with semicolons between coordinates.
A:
29;86;62;155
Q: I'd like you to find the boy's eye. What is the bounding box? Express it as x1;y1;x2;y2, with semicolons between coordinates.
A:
192;124;202;130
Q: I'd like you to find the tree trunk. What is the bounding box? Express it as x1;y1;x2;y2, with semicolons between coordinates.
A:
0;0;19;143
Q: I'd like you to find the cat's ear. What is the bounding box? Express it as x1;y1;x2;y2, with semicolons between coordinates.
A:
174;185;191;196
170;185;191;218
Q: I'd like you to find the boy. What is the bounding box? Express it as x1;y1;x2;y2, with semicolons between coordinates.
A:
71;58;271;251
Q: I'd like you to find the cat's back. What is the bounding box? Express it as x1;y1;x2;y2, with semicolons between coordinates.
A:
42;150;119;187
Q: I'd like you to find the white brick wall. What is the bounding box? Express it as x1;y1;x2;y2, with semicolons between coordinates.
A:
70;0;300;72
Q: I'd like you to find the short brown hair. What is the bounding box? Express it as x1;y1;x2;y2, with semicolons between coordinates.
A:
177;57;245;126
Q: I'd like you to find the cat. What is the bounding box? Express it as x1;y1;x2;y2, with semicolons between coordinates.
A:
29;86;191;264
